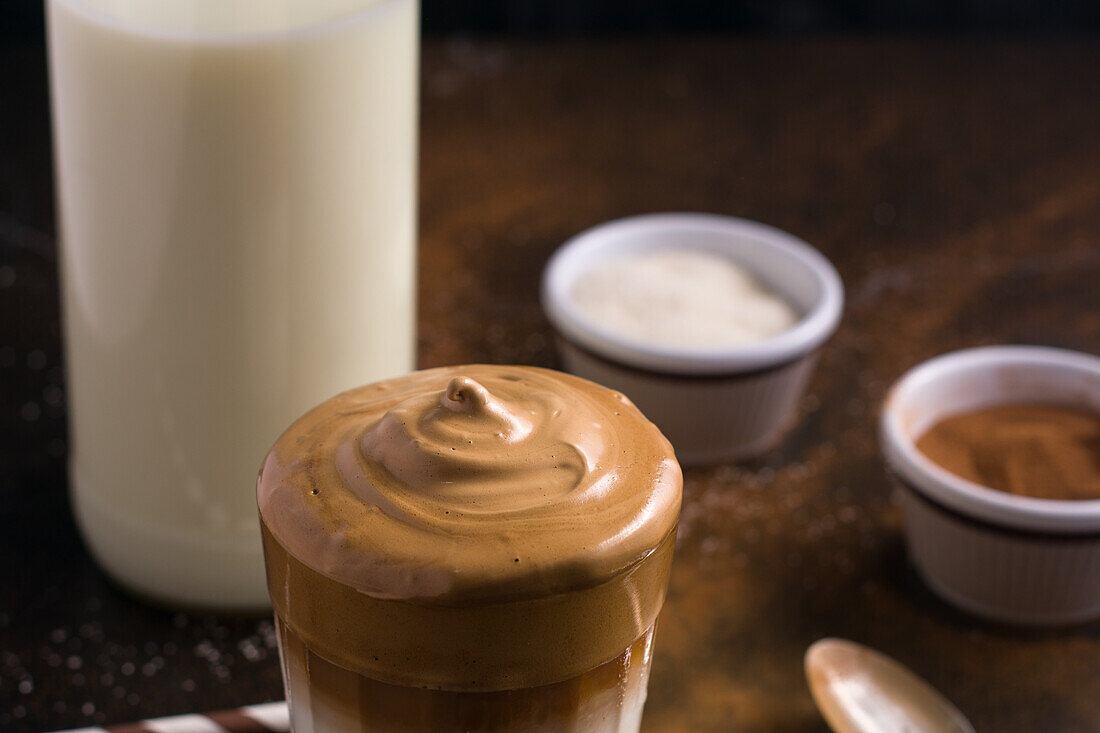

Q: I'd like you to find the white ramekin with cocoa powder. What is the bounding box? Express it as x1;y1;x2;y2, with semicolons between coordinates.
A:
880;345;1100;626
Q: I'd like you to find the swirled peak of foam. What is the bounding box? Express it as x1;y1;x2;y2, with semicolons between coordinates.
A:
257;365;681;603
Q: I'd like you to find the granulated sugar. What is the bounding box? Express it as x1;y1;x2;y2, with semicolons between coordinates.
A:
2;607;281;726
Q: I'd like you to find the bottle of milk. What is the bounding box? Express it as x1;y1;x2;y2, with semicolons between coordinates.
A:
47;0;419;609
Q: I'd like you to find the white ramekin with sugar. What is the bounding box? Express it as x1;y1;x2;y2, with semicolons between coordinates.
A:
540;213;844;465
880;345;1100;626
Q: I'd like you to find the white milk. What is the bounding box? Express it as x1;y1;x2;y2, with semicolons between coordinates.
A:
48;0;418;609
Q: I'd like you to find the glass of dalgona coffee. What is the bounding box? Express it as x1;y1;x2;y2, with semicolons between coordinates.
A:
257;365;682;732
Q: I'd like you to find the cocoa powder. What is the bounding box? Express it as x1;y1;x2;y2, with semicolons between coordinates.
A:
916;404;1100;501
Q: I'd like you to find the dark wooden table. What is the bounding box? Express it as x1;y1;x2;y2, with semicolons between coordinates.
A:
2;37;1099;732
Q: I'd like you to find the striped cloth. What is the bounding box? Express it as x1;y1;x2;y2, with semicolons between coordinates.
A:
55;702;289;733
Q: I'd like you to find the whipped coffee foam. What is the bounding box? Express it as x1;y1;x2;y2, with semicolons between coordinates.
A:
257;365;681;690
258;364;680;603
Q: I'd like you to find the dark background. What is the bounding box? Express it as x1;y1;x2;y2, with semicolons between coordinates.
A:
3;0;1100;39
2;2;1099;733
